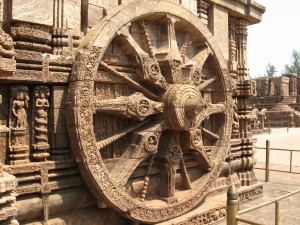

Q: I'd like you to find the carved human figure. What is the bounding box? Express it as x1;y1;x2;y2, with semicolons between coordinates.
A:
34;86;50;145
11;86;29;129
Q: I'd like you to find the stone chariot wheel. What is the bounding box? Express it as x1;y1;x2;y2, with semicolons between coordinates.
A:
67;1;233;223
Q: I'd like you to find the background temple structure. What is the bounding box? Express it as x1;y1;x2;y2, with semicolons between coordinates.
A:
0;0;265;224
251;73;300;128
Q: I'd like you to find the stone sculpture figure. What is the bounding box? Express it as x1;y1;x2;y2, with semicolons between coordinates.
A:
11;86;29;130
32;86;50;161
9;86;30;165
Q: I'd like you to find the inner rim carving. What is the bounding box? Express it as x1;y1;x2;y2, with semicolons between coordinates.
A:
68;1;233;223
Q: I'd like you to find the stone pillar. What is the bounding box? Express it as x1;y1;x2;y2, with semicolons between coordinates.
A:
53;0;82;55
49;86;71;160
197;1;210;25
280;76;289;96
208;4;229;60
283;73;297;96
297;77;300;95
236;19;248;81
229;17;238;92
232;18;257;186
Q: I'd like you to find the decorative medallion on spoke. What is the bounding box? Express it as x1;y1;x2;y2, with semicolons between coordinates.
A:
67;1;233;223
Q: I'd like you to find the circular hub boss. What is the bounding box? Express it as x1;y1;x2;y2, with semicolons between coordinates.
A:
67;0;233;223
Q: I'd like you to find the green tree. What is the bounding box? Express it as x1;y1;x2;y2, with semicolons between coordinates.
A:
283;50;300;76
265;63;277;77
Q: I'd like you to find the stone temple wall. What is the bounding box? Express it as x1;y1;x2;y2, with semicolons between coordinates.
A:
251;73;300;127
0;0;265;224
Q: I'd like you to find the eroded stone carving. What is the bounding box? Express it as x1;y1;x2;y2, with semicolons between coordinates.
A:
67;2;233;223
9;86;30;165
32;86;50;161
0;0;266;224
0;28;16;74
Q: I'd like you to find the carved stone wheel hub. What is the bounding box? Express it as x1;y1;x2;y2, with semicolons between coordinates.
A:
163;84;205;130
67;0;233;223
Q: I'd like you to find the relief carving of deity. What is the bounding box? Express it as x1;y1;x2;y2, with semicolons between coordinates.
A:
11;86;29;130
33;86;50;147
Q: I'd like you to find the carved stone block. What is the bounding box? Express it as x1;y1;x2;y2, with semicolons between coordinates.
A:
10;0;53;26
51;86;68;109
208;4;229;60
54;133;69;149
52;109;67;134
0;134;7;163
89;0;119;8
64;0;81;30
0;57;16;73
88;4;105;28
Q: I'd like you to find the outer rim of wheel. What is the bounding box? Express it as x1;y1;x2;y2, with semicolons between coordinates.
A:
67;0;233;223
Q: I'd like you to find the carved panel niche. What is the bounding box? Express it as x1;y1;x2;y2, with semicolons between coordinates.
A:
32;86;50;161
67;1;233;224
9;85;30;165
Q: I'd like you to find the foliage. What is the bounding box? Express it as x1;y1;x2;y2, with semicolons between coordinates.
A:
265;63;277;77
283;50;300;76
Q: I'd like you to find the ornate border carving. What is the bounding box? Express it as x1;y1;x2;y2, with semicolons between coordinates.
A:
67;0;233;223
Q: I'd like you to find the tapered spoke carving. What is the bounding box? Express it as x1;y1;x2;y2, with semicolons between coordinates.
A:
180;32;190;56
100;61;158;100
180;129;211;170
97;120;149;150
201;127;220;141
118;25;169;90
199;102;226;122
190;44;212;70
183;45;213;86
155;16;182;84
157;131;183;199
109;122;164;185
197;77;216;91
139;21;156;59
94;93;163;121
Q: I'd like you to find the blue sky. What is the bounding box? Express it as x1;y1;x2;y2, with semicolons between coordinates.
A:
248;0;300;78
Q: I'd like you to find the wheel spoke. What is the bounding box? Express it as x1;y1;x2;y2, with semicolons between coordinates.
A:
97;120;149;150
155;16;182;84
139;154;155;202
109;122;164;185
100;61;158;100
201;127;220;141
197;77;216;91
118;25;169;90
199;102;226;122
180;32;190;56
94;93;163;121
181;45;212;86
190;44;212;70
157;131;183;199
180;129;211;170
179;157;192;189
139;20;156;59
